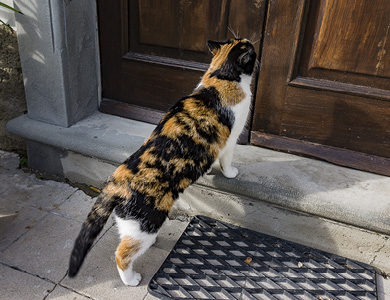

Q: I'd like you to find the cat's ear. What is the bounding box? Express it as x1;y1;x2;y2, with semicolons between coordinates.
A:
207;40;221;55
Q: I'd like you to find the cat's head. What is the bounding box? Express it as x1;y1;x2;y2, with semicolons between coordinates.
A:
207;38;257;81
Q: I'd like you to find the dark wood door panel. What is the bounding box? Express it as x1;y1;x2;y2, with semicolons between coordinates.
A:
252;0;390;175
294;0;390;96
133;0;228;62
120;60;204;112
252;0;305;135
282;87;390;157
98;0;267;129
308;0;390;78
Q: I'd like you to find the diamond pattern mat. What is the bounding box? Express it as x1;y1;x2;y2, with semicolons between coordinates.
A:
148;215;377;300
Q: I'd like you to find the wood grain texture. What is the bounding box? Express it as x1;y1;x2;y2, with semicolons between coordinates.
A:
100;99;166;125
289;77;390;102
309;0;390;78
297;0;390;91
133;0;228;63
252;0;306;134
228;0;266;44
282;87;390;158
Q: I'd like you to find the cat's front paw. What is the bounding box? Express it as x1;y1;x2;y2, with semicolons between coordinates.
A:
123;272;142;286
221;166;238;178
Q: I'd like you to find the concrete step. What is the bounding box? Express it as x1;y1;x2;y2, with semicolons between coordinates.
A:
7;112;390;276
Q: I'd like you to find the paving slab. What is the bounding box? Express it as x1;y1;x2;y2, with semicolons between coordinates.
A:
0;149;78;215
0;263;55;300
55;189;97;223
377;274;390;300
0;213;81;282
54;190;115;235
0;203;48;252
0;171;77;213
0;150;20;171
45;285;91;300
61;226;171;300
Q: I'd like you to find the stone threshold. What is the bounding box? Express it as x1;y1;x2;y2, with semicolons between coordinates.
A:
7;112;390;236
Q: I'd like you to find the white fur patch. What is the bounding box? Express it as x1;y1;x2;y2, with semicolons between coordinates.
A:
220;74;252;153
218;74;253;178
114;215;157;285
115;216;157;242
117;265;142;286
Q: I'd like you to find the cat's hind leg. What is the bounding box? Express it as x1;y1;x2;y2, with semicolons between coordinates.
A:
114;217;157;286
115;236;143;286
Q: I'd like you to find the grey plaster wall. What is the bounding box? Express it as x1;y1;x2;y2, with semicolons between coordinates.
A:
14;0;99;127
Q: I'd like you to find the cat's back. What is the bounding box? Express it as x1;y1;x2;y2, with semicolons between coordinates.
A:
108;86;233;206
135;86;234;177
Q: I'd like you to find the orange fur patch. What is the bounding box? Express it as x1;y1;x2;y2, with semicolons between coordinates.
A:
115;236;142;271
160;98;226;160
202;75;246;106
154;191;174;211
178;177;192;190
209;41;238;71
169;157;194;174
103;182;132;200
139;146;158;165
160;117;181;140
112;164;133;184
201;40;247;106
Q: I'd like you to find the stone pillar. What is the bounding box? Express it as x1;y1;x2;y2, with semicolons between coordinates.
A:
14;0;99;127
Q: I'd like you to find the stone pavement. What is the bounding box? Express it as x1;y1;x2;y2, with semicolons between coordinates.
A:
0;149;389;300
0;150;183;300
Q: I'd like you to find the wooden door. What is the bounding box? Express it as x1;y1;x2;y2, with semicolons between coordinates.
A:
97;0;266;129
252;0;390;176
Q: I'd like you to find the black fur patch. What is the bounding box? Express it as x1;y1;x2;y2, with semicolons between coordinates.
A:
192;87;235;131
210;41;256;81
114;192;167;233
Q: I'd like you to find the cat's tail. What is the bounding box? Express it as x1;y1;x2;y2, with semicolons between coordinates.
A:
68;192;118;277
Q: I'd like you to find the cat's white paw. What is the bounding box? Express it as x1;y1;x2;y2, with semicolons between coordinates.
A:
122;272;142;286
117;265;142;286
221;166;238;178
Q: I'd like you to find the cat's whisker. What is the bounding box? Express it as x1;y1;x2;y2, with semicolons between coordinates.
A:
228;26;239;39
251;38;261;45
250;32;257;44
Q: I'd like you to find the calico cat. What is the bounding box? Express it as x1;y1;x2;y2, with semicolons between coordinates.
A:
68;38;257;286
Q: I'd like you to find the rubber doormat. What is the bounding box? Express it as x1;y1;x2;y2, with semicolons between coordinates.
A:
148;215;377;300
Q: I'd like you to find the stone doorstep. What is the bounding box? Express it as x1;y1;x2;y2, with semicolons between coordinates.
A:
7;112;390;238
